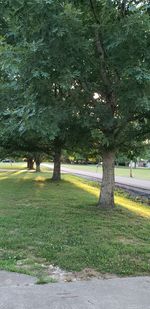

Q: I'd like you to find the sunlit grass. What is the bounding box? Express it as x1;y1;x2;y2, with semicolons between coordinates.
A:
67;175;150;218
13;170;27;175
0;175;9;180
0;162;26;170
69;176;99;197
116;196;150;218
0;170;150;277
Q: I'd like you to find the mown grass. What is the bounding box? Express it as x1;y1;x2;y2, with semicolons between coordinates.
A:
0;170;150;278
0;162;26;170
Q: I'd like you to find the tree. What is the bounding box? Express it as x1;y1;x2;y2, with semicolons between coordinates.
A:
1;0;150;210
72;0;150;208
1;0;91;180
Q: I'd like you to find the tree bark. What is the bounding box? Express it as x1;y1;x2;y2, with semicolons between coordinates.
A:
35;160;41;172
27;158;34;170
34;154;41;172
130;161;133;178
98;151;115;209
52;142;61;181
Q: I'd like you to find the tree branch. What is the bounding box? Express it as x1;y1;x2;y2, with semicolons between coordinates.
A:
89;0;100;24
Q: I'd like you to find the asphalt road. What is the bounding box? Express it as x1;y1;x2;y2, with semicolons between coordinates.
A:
42;164;150;197
0;271;150;309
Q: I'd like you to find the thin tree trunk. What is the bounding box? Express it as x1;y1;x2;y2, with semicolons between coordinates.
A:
34;154;41;172
52;142;61;181
27;159;29;169
130;161;133;178
35;160;41;172
27;158;34;170
98;151;115;209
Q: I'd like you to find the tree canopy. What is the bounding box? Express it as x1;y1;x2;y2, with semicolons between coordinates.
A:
0;0;150;208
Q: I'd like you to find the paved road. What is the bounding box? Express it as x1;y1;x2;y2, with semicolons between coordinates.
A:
42;164;150;194
0;271;150;309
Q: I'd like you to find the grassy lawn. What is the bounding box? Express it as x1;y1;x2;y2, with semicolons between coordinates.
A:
0;162;26;170
62;164;150;180
0;170;150;280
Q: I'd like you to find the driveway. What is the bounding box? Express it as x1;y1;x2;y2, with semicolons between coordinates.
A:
0;271;150;309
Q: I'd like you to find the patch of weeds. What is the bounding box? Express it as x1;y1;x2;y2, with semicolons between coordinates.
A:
36;276;57;284
115;187;149;205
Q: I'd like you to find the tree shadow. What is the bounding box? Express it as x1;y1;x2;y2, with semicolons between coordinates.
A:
0;170;149;219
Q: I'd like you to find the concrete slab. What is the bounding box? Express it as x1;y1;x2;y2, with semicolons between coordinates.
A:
0;271;36;287
0;272;150;309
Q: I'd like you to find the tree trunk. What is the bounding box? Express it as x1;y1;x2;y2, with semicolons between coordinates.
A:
98;151;115;209
52;143;61;181
27;158;34;170
35;160;41;172
34;154;41;172
130;162;133;178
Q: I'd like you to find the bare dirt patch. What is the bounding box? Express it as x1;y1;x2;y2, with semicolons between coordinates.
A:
16;259;117;282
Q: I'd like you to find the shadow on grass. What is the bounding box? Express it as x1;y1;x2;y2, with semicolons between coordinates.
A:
0;169;27;179
0;170;150;276
0;170;150;219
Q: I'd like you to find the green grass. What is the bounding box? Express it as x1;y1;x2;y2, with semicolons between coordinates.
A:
36;276;57;284
0;162;26;170
0;170;150;278
62;164;150;180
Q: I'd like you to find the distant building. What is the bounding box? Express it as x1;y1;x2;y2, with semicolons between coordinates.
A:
136;160;150;168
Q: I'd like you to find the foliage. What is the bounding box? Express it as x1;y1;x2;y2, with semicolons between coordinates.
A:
0;0;150;207
1;1;150;154
0;0;91;162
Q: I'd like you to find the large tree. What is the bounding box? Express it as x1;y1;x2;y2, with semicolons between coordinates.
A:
72;0;150;208
1;0;150;209
1;0;90;180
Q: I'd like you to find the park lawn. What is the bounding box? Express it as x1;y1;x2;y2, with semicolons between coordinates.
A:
0;170;150;280
0;162;26;170
62;164;150;180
